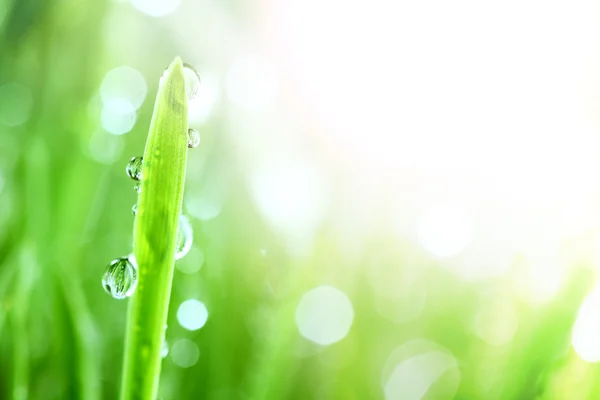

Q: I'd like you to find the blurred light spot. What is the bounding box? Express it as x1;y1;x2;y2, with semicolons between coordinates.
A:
226;55;279;111
295;285;353;346
382;339;460;400
473;299;519;346
417;205;473;258
250;158;329;253
87;130;124;164
175;246;204;274
130;0;181;17
385;351;459;400
516;234;565;305
185;193;222;221
188;74;219;125
0;82;32;126
100;66;147;109
101;98;137;135
572;285;600;362
177;299;208;331
170;338;199;368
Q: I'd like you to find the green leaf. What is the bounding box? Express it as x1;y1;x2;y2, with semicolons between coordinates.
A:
120;57;188;400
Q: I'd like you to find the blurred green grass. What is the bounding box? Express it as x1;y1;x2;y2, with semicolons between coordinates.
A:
0;0;599;399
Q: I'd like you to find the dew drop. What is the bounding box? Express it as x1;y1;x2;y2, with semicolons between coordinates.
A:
175;215;193;260
183;63;201;102
134;183;142;193
161;67;169;81
102;256;138;299
161;340;169;358
187;129;200;148
132;203;138;215
126;156;143;181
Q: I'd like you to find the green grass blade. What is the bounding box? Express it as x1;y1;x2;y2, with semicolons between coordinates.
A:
120;57;188;400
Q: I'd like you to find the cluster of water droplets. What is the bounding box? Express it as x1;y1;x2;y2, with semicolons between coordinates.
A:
184;64;201;149
102;62;201;300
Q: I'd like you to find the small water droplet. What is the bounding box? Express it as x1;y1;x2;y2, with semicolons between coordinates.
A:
132;203;138;215
134;183;142;193
102;256;138;299
175;215;193;260
126;156;143;181
160;67;169;81
187;129;200;148
161;340;169;358
183;63;201;101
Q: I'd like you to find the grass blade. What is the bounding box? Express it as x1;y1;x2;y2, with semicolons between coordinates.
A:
120;57;188;400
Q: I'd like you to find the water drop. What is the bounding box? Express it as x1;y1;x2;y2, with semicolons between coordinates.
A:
102;256;138;299
134;183;142;193
175;215;193;260
161;340;169;358
126;156;143;181
187;129;200;148
183;63;201;101
132;203;138;215
161;67;169;81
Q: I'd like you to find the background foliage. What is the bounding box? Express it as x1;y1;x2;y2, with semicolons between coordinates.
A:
2;0;600;399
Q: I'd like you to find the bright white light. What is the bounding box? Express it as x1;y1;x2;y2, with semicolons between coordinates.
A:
270;0;600;261
101;98;136;135
189;73;219;125
100;66;147;109
130;0;181;17
0;82;32;126
177;299;208;331
474;299;519;346
382;339;460;400
417;206;473;258
226;55;279;111
295;285;354;346
170;338;199;368
572;285;600;362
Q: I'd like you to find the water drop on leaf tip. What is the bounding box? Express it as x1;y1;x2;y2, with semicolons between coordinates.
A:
182;63;201;102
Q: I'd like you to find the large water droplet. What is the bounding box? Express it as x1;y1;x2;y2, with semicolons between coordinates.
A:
126;156;143;181
102;256;138;299
187;129;200;148
183;63;201;102
175;215;193;260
